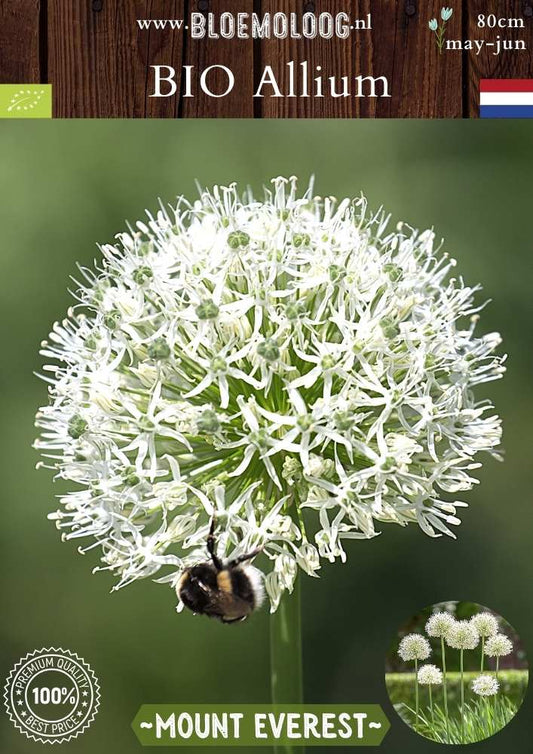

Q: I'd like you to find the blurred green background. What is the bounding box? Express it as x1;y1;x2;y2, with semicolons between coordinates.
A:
1;120;532;754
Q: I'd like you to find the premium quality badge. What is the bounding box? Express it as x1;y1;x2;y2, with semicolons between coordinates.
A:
3;647;100;744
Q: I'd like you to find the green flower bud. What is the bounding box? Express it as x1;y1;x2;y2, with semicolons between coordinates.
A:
211;356;227;372
297;415;313;431
123;468;140;486
227;232;241;249
321;355;335;370
138;417;155;431
384;263;402;282
257;338;280;362
334;411;354;431
227;231;250;249
85;335;98;351
196;299;220;320
133;266;153;284
256;286;270;304
381;317;399;339
91;285;106;305
329;264;346;284
197;410;220;434
147;338;171;360
250;429;269;449
68;414;87;439
285;300;307;321
103;309;121;330
292;233;310;248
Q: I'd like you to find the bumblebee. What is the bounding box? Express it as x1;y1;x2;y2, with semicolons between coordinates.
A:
177;519;264;623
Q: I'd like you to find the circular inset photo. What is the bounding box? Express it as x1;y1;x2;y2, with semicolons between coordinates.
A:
385;601;528;744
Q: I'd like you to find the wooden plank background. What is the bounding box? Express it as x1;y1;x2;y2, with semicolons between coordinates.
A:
1;0;532;117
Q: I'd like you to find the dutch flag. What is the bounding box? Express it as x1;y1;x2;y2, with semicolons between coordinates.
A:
480;80;533;118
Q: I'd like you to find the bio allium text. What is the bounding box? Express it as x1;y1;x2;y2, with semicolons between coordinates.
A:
150;62;391;100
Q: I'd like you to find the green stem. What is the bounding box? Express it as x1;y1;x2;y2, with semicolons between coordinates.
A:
495;657;500;729
414;658;419;731
481;635;485;672
460;649;465;744
441;637;449;743
429;684;434;723
437;24;446;54
270;576;303;754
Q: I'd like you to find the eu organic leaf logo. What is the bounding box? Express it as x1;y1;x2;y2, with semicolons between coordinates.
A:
6;88;45;113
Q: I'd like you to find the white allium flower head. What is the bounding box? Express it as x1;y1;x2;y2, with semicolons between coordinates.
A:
425;611;455;638
471;611;499;638
417;664;443;685
484;633;513;657
34;178;504;612
472;674;499;697
446;619;480;650
398;634;432;662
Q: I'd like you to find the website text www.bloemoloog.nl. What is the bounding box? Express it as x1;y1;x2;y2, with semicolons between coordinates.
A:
136;12;372;39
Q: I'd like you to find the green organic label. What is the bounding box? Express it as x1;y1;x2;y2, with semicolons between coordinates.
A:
0;85;52;118
131;705;390;746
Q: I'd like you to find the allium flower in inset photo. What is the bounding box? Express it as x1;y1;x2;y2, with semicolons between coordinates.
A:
398;633;432;731
472;611;499;671
426;611;455;638
446;620;480;650
418;663;443;723
34;177;504;615
471;612;499;638
386;603;527;745
398;634;431;662
485;634;513;658
472;674;499;697
425;609;455;730
418;664;443;685
447;620;480;741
